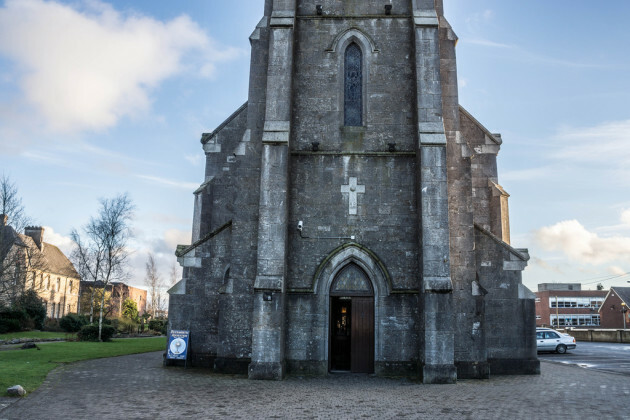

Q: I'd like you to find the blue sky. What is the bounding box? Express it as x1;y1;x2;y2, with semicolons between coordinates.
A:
0;0;629;292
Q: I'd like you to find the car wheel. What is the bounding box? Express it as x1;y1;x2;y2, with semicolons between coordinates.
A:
556;344;567;354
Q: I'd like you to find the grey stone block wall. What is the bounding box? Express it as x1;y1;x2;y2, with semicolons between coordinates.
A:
296;0;412;16
474;227;539;374
168;0;539;382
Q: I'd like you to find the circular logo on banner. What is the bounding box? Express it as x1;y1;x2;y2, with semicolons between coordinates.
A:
169;338;187;355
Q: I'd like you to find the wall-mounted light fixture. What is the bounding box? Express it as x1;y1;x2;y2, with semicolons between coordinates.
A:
388;142;396;152
384;5;392;15
263;292;273;302
311;142;320;152
316;5;323;15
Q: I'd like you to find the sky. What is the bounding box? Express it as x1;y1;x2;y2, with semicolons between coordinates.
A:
0;0;629;293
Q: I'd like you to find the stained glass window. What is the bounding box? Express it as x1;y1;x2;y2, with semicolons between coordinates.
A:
331;264;372;296
344;43;362;126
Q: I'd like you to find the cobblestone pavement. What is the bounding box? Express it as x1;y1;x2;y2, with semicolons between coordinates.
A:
1;352;629;419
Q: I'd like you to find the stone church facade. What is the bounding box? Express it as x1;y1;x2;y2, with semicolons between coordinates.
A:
168;0;539;383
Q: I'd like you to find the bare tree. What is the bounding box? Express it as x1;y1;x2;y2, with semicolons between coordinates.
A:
144;253;165;317
0;175;36;306
1;174;32;233
71;193;133;340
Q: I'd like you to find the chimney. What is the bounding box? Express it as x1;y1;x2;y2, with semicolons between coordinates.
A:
25;226;45;250
1;214;7;226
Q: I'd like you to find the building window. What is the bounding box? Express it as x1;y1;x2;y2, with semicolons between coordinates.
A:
51;302;55;318
46;276;50;290
550;314;600;327
69;280;73;293
57;278;61;292
550;297;604;309
344;43;362;126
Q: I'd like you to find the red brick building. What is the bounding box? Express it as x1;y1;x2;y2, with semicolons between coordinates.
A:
80;281;147;318
535;283;607;328
599;287;630;329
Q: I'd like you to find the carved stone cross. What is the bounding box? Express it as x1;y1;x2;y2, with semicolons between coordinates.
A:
341;177;365;215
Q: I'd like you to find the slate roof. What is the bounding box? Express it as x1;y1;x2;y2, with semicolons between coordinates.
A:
201;102;248;145
612;287;630;306
473;223;529;261
459;105;502;145
0;225;79;279
176;220;232;258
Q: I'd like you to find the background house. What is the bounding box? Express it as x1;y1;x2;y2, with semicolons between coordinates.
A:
80;281;147;319
0;215;80;319
599;287;630;329
535;283;607;328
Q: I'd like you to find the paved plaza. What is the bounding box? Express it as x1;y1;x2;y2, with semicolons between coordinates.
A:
1;351;629;419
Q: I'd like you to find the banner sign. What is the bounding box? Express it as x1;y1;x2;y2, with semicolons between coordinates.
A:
167;330;189;360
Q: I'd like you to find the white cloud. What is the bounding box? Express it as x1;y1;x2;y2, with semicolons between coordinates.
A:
536;219;630;265
125;228;189;288
136;174;199;190
463;38;512;49
185;154;204;166
0;0;240;134
608;265;627;276
501;166;553;182
621;209;630;226
164;229;191;250
552;120;630;166
42;225;75;255
465;9;495;31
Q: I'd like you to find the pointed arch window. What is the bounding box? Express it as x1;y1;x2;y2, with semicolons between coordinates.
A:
330;263;373;296
344;43;363;126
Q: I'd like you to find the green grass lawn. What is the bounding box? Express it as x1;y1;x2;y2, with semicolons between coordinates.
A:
0;331;76;341
0;337;166;395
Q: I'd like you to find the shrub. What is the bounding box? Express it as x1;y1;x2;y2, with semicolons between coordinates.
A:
148;319;167;334
14;290;46;330
77;324;115;342
121;298;139;322
0;318;22;334
106;318;119;331
59;313;89;333
0;307;27;333
44;318;63;332
117;317;139;334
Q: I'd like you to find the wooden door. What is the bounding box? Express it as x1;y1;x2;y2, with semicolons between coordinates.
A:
351;297;374;373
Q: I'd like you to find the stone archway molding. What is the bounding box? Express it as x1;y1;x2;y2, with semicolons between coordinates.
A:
313;242;391;297
326;27;380;54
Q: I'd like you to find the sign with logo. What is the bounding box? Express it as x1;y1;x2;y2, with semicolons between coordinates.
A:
167;330;189;360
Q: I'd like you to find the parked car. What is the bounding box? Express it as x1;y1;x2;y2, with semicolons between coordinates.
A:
536;327;576;354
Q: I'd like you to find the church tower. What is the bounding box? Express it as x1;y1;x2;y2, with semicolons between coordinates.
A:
169;0;539;384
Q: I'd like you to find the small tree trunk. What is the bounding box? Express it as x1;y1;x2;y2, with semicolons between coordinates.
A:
89;286;95;323
76;281;82;315
98;284;106;341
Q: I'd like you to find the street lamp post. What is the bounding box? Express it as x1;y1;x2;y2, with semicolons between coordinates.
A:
622;302;627;330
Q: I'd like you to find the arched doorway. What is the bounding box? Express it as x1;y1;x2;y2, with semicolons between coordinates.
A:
329;263;374;373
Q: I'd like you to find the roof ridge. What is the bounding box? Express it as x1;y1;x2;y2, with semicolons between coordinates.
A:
459;105;502;145
201;102;249;145
176;220;233;258
474;223;529;261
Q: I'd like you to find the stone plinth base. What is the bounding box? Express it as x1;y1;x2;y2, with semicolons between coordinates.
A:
214;357;250;374
421;364;457;384
248;361;285;380
488;358;540;375
456;361;490;379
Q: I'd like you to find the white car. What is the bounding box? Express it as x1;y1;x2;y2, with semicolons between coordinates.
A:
536;328;576;354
